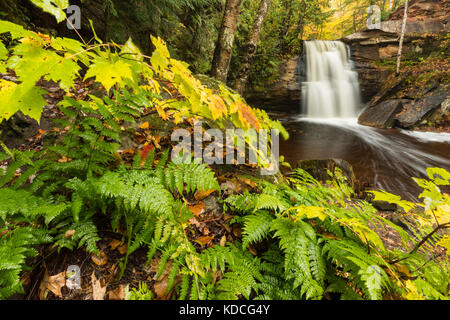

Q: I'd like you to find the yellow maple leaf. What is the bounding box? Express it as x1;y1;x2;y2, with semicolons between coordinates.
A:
208;94;227;120
236;101;261;130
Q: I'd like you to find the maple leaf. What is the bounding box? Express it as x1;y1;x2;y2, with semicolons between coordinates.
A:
0;42;8;60
0;21;37;39
0;80;47;122
140;143;155;166
208;94;227;120
236;101;261;130
30;0;69;23
84;56;133;91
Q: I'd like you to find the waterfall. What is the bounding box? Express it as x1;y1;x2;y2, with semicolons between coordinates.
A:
302;40;361;118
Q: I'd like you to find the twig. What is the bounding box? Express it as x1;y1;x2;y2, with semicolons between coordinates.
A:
390;222;450;264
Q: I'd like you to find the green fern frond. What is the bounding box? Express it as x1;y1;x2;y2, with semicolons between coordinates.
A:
242;211;274;248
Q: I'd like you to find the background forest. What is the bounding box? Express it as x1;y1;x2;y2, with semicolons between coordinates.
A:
0;0;407;90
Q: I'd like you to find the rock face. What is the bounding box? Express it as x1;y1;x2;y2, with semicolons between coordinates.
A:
358;99;410;128
394;85;449;128
349;0;450;130
244;55;302;111
359;83;449;129
343;0;449;103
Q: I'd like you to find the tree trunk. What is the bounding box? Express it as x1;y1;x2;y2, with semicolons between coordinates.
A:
233;0;271;94
396;0;409;75
210;0;243;83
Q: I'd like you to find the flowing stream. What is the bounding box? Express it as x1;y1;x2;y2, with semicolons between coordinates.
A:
278;40;450;201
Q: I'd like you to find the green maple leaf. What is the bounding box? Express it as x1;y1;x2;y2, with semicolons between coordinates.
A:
0;81;47;123
45;57;80;90
8;42;79;90
0;20;37;39
0;42;8;60
30;0;69;23
84;56;133;91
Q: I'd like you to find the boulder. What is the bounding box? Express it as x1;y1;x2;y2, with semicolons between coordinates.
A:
0;111;39;148
358;99;410;128
296;159;356;189
394;85;449;128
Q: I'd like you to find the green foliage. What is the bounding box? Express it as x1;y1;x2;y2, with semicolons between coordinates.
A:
225;168;449;300
29;0;69;23
0;226;52;299
125;282;154;300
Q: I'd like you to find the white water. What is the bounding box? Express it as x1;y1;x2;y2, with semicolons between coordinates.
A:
302;41;360;118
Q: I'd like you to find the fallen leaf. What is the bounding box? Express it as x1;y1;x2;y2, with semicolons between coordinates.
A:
152;261;180;299
201;226;211;236
140;143;155;165
91;251;108;266
151;134;162;149
122;148;135;155
108;284;126;300
219;235;227;247
194;189;216;201
140;122;149;129
196;235;214;246
39;271;66;299
91;272;106;300
188;216;202;228
57;156;70;163
64;229;75;238
248;245;258;256
153;275;170;299
117;244;128;255
232;224;242;238
189;202;206;216
109;239;121;251
35;129;46;139
238;176;257;188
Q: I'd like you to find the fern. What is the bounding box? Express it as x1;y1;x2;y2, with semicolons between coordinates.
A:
241;211;274;248
0;226;52;299
0;188;68;225
163;161;220;194
54;220;101;254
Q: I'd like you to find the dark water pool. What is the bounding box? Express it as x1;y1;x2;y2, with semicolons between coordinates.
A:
278;116;450;201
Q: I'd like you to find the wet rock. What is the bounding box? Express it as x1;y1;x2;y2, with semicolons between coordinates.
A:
296;159;356;189
372;200;398;212
244;56;301;111
358;99;410;128
394;85;449;128
204;195;223;217
0;111;39;148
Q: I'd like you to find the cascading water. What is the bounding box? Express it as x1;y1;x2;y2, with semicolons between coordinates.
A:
280;40;450;201
302;40;360;118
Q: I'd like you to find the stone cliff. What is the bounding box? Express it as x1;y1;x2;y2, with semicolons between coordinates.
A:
347;0;450;130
